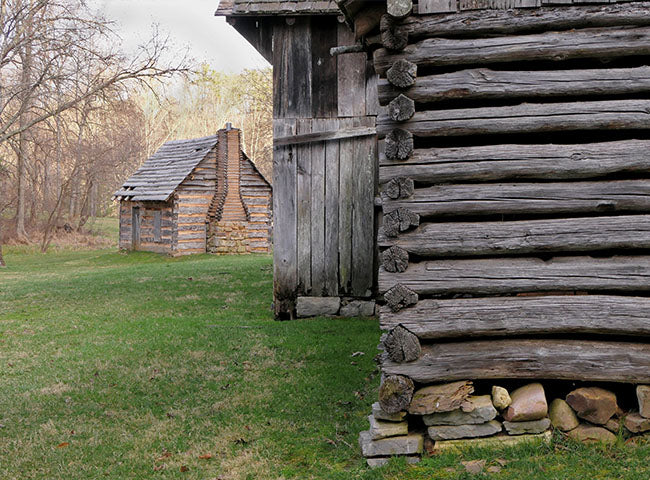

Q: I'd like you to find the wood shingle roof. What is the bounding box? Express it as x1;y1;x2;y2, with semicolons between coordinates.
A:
215;0;340;16
114;135;219;202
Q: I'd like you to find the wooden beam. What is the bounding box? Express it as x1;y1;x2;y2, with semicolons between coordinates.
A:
380;295;650;339
377;66;650;106
382;180;650;218
402;2;650;39
378;256;650;296
374;26;650;75
381;339;650;384
274;126;375;146
378;215;650;257
379;140;650;184
377;99;650;138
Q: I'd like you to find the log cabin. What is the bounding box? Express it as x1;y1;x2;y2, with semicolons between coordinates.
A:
114;124;272;256
217;0;650;462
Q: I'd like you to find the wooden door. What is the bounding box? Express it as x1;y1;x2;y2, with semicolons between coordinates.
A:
132;207;141;250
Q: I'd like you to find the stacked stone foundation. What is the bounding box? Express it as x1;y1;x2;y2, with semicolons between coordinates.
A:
207;220;254;254
360;379;650;468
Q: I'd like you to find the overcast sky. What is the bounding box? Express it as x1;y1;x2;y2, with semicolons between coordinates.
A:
94;0;269;72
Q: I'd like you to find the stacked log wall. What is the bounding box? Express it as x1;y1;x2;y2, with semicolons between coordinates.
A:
240;156;273;253
375;1;650;384
118;200;174;254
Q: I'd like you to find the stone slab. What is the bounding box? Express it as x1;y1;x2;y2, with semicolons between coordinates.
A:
372;402;407;422
428;420;502;441
369;415;408;440
296;296;341;317
340;300;376;317
432;431;552;453
549;398;579;432
566;387;618;425
625;413;650;434
423;395;497;426
503;418;551;435
503;383;547;422
359;430;423;457
568;424;616;445
366;456;420;468
637;385;650;419
409;380;474;415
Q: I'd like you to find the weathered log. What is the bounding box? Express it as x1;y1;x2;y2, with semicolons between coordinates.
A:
330;44;365;56
379;375;414;413
401;2;650;39
384;128;413;160
382;180;650;218
384;177;414;200
384;283;418;312
354;5;385;38
380;295;650;340
374;26;650;75
378;140;650;184
386;59;417;88
378;215;650;258
388;94;415;122
387;0;412;19
378;256;650;296
381;246;410;273
380;14;408;51
377;99;650;138
378;66;650;106
382;207;419;237
382;340;650;384
384;325;421;363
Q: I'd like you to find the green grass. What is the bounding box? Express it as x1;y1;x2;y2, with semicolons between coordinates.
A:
1;248;649;479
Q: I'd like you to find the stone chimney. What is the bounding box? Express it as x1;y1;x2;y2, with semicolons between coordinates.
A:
216;124;247;222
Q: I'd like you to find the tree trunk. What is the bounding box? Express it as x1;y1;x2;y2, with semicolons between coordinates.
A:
0;244;5;267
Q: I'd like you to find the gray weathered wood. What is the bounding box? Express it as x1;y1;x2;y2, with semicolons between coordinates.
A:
387;0;412;19
419;0;457;13
382;340;650;384
339;118;354;293
374;26;650;75
378;215;650;257
379;140;650;185
382;180;650;218
380;14;408;51
378;66;650;106
379;295;650;339
381;245;410;273
338;23;367;117
379;375;415;413
388;94;415;122
384;128;413;160
324;118;340;297
384;177;414;199
403;2;650;39
383;207;420;237
386;59;417;88
384;325;421;362
297;119;312;294
378;256;650;296
311;119;326;296
377;99;650;138
384;283;419;312
274;126;376;146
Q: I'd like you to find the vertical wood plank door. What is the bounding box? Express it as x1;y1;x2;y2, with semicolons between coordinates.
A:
132;207;141;250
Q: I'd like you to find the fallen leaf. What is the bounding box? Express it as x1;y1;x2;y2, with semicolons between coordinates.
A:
56;442;69;448
156;452;172;462
153;465;165;472
461;460;486;475
495;458;508;467
351;351;365;357
180;465;189;472
198;453;213;460
487;466;502;473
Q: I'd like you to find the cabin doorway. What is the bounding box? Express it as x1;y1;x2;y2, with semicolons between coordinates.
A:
132;207;141;250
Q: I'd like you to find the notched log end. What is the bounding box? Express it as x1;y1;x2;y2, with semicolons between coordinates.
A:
381;245;410;273
385;128;414;160
379;374;414;413
384;283;418;312
380;14;408;51
386;59;417;89
384;324;421;363
383;207;420;237
388;94;415;122
387;0;413;20
385;176;415;200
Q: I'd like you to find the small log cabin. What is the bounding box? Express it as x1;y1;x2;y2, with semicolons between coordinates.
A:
114;125;272;256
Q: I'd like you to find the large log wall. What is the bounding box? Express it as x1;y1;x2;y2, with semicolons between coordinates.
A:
374;0;650;384
118;200;174;254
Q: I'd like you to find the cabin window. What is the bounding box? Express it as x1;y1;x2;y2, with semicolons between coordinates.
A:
154;210;162;242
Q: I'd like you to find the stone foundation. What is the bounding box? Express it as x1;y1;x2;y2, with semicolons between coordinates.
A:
360;380;650;468
295;296;377;318
207;220;250;254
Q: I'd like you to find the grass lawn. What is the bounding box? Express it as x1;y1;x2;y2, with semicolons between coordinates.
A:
1;246;649;479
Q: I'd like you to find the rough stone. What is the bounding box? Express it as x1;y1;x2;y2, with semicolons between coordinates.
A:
567;424;617;445
624;413;650;434
423;395;497;426
372;402;407;423
566;387;618;425
503;418;551;436
604;418;622;434
503;383;548;422
359;430;423;457
366;456;420;468
427;420;502;441
369;415;409;440
432;431;552;453
295;296;341;317
637;385;650;419
549;399;580;432
340;300;376;317
408;380;474;415
492;386;511;410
